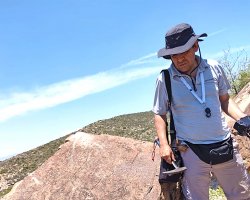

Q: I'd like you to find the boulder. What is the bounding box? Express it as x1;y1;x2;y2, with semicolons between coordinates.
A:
2;132;161;200
225;82;250;170
225;82;250;129
234;82;250;114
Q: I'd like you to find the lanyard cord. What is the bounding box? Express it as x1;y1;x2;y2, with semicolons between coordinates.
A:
190;77;197;91
189;47;202;75
187;47;202;91
180;72;205;104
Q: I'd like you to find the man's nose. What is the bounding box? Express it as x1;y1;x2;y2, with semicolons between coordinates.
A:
176;54;185;61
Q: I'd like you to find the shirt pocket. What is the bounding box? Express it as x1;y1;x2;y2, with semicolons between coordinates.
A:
196;74;218;98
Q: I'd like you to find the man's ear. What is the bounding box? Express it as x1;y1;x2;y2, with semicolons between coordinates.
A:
193;41;199;52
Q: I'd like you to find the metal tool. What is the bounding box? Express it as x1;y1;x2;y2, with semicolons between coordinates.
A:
154;138;187;175
163;161;187;175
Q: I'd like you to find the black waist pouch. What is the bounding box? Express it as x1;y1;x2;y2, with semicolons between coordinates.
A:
185;137;234;165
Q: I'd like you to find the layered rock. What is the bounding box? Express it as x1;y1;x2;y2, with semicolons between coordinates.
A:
2;132;161;200
225;82;250;170
226;82;250;128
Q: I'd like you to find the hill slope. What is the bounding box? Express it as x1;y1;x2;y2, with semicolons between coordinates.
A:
0;111;155;197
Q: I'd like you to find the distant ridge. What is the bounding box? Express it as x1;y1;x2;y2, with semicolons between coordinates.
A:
80;111;155;141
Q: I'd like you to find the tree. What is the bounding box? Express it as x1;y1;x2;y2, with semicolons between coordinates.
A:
219;49;250;95
235;65;250;92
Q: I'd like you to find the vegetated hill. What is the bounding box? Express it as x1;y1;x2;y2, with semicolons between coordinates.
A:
80;111;155;141
0;134;71;197
0;111;155;197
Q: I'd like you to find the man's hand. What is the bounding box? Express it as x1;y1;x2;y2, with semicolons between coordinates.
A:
160;144;175;164
233;116;250;138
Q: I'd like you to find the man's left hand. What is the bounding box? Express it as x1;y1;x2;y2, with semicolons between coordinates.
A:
233;116;250;138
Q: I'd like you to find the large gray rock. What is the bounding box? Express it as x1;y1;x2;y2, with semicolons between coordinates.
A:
2;132;161;200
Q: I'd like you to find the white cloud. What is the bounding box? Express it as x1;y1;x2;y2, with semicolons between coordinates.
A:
120;52;158;68
208;29;227;37
205;45;250;59
227;45;250;54
0;66;163;122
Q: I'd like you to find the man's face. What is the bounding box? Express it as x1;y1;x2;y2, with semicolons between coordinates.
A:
170;42;199;74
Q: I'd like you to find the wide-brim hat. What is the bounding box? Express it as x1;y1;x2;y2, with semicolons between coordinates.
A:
158;23;207;59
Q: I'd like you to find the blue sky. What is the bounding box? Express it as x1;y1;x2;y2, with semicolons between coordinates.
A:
1;1;250;160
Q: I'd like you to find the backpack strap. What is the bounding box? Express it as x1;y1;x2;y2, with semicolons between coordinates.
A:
161;69;176;145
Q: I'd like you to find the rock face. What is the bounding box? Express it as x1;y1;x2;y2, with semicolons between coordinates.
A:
234;82;250;114
224;83;250;170
2;132;161;200
226;82;250;128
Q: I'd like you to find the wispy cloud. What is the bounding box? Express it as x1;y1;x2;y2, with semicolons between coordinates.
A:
0;63;163;122
120;52;158;68
206;45;250;59
8;39;248;123
208;29;227;37
227;45;250;54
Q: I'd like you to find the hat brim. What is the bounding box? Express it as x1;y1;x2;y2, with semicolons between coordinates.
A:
158;33;207;59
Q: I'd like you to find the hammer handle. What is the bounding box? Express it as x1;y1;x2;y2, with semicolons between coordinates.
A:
172;161;178;169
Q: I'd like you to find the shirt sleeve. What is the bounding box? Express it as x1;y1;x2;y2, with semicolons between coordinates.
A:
152;72;170;115
217;64;231;95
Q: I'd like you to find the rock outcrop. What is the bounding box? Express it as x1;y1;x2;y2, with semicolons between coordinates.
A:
234;82;250;114
2;132;161;200
225;82;250;170
226;82;250;128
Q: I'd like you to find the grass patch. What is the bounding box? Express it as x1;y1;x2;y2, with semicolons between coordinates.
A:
0;186;13;197
209;186;226;200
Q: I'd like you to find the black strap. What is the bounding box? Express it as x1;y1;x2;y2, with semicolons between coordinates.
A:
161;69;176;144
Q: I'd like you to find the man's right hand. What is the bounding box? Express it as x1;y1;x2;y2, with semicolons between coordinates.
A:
160;144;175;164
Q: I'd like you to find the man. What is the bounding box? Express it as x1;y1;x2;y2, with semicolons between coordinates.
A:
153;23;250;200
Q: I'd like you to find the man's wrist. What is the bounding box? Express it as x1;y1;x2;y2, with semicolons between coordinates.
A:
156;138;170;147
236;114;247;121
160;143;170;148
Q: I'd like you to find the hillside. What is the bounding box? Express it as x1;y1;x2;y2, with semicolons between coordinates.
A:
0;111;155;197
80;111;155;141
